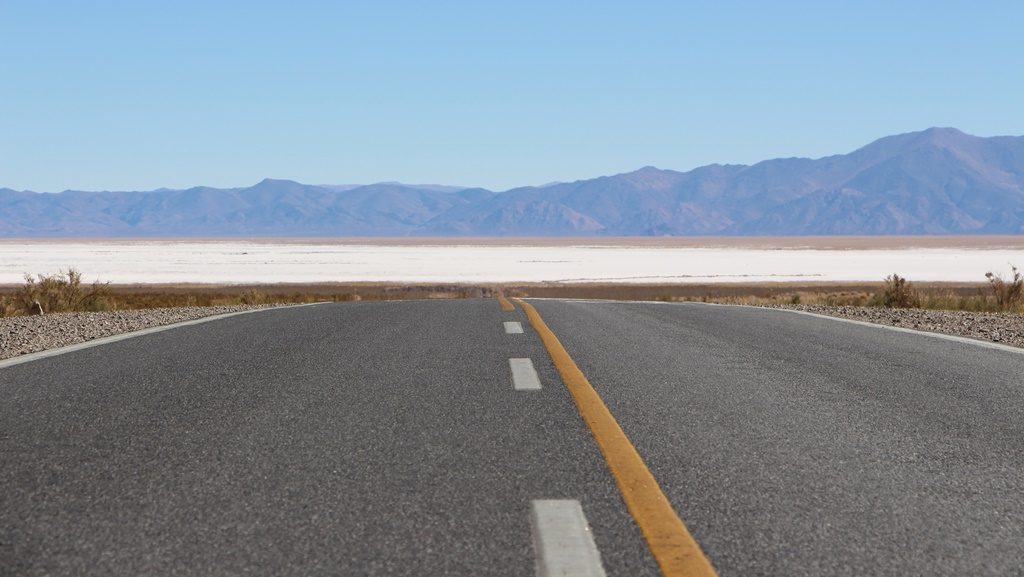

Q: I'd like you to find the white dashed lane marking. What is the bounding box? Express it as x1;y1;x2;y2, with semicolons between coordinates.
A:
509;358;542;390
531;499;607;577
504;321;524;334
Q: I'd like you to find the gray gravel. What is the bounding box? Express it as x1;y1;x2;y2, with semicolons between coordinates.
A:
0;305;274;360
765;304;1024;349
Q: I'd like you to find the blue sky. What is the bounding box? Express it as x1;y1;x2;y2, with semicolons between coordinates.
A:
2;1;1022;192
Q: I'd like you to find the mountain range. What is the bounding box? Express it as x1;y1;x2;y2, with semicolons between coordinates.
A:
3;127;1023;236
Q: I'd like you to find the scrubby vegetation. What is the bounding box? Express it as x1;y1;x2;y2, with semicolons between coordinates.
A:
986;265;1023;311
0;295;16;317
880;273;920;308
2;267;1022;316
508;269;1024;314
0;272;497;316
5;269;112;315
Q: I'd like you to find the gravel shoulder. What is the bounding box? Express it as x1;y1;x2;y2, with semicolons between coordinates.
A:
0;305;276;360
766;304;1024;349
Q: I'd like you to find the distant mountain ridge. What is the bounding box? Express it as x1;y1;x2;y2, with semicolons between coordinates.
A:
3;128;1023;236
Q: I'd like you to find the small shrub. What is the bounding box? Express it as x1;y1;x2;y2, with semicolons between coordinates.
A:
17;268;111;314
986;265;1023;311
789;293;801;305
880;273;919;308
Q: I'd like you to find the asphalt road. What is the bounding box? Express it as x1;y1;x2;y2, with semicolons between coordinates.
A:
3;299;1024;576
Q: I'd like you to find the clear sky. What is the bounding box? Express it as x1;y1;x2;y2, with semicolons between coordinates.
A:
2;1;1022;192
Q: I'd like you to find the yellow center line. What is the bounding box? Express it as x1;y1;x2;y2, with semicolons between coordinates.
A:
513;298;718;577
497;294;516;311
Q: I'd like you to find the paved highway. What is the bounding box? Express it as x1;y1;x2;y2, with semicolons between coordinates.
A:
2;299;1023;576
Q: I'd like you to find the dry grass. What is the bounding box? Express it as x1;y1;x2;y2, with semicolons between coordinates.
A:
499;280;1021;313
986;265;1023;311
0;280;499;315
2;272;1021;316
881;273;919;308
2;269;112;315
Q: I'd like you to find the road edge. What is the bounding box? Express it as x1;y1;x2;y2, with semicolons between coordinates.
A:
712;302;1024;356
531;298;1024;357
0;302;327;370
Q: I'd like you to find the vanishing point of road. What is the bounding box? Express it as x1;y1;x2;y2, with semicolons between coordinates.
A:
3;298;1023;576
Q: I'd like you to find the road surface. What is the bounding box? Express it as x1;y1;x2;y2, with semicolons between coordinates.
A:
2;299;1023;576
